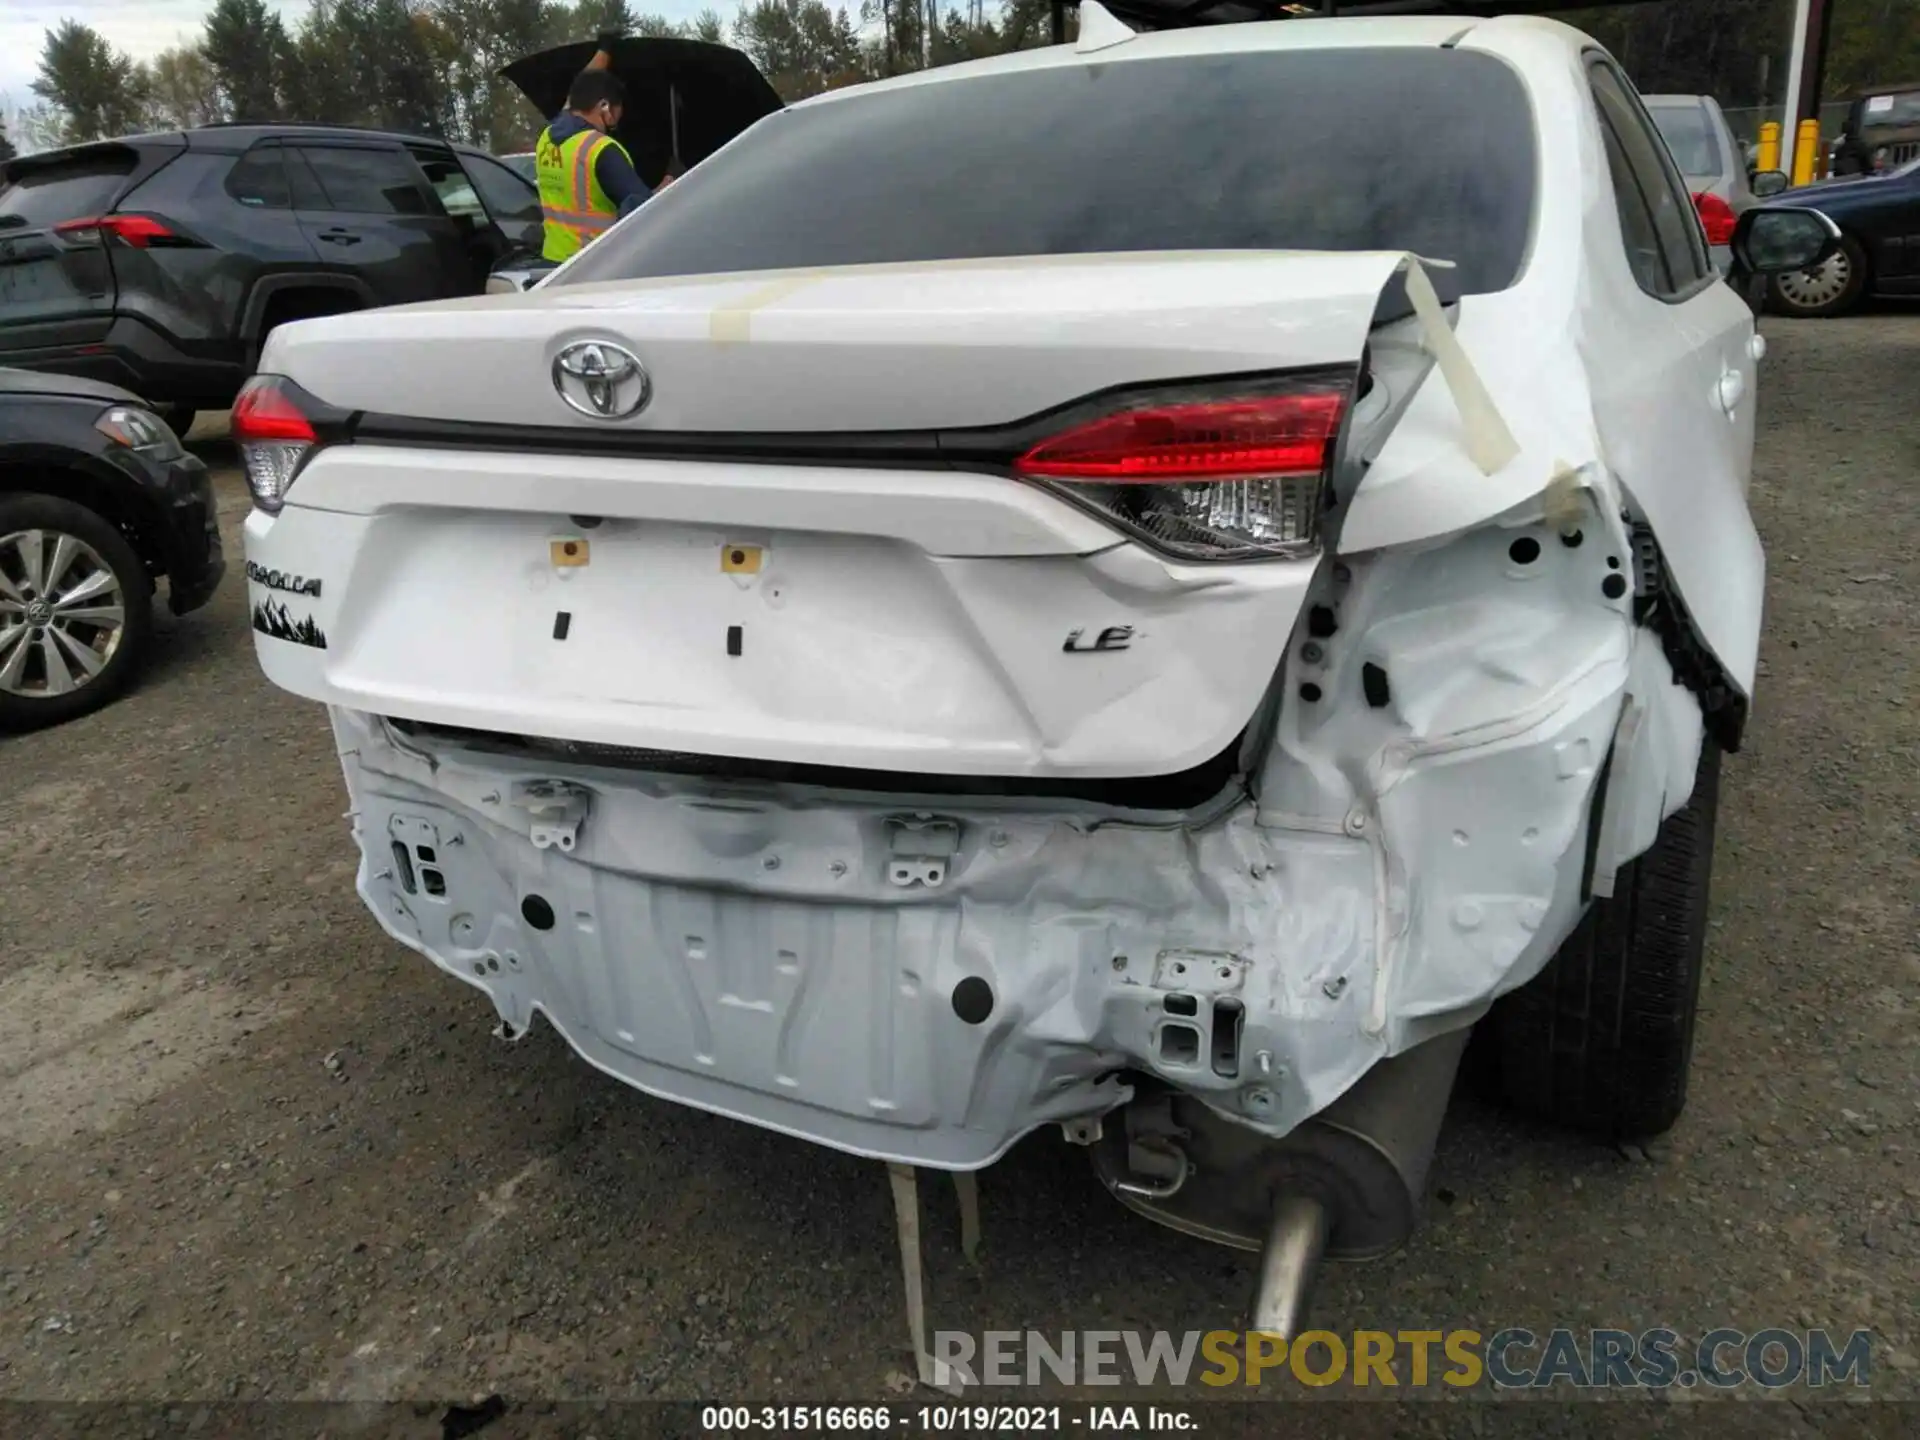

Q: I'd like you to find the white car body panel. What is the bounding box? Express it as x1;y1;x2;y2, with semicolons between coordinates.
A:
1339;25;1765;696
243;14;1762;1170
266;250;1410;433
247;478;1317;777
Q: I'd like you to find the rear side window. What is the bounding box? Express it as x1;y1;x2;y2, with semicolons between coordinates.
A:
1588;60;1711;298
227;147;292;209
0;153;137;226
1646;102;1724;179
556;47;1538;297
463;153;541;226
1859;89;1920;128
293;145;434;216
411;148;486;220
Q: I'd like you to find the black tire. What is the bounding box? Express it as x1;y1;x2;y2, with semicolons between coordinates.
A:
1768;233;1870;319
0;492;155;731
1488;743;1722;1140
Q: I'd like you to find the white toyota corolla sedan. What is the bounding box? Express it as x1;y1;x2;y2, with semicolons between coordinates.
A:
237;9;1833;1331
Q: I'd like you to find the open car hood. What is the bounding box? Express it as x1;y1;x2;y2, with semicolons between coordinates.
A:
501;37;784;187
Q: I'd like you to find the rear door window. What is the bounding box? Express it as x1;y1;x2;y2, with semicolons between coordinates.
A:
461;153;542;228
555;46;1538;298
1589;60;1712;298
226;146;293;209
410;146;487;221
291;144;437;216
0;153;137;226
285;149;332;211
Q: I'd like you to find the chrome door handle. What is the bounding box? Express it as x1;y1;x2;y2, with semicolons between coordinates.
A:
1717;368;1746;414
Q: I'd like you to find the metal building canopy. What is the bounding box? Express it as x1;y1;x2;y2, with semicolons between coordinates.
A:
1061;0;1661;33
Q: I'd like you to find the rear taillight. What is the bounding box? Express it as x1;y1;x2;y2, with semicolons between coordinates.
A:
233;375;344;514
1692;192;1738;247
1011;380;1347;560
54;214;176;248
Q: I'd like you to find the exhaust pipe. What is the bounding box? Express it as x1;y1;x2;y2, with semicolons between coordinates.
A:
1091;1027;1471;1335
1249;1194;1329;1339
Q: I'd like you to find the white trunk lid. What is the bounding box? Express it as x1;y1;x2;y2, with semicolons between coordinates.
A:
265;251;1406;431
254;252;1408;781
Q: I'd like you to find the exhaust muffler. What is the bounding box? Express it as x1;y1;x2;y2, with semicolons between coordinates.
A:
1091;1027;1469;1335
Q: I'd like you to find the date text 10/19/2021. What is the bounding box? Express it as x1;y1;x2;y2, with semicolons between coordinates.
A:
701;1408;1192;1432
700;1326;1872;1427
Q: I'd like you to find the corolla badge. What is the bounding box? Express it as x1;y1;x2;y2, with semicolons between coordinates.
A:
551;341;651;420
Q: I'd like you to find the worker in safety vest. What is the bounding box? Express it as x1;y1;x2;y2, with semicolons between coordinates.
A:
535;37;668;264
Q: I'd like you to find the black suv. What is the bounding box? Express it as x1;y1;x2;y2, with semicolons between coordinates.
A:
0;125;542;422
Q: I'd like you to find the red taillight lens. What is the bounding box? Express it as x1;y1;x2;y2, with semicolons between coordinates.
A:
232;380;318;444
1013;382;1347;560
1692;192;1738;247
233;376;322;514
54;214;176;248
1014;391;1345;481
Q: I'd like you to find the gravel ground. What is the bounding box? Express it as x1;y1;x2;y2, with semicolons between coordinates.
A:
0;314;1914;1427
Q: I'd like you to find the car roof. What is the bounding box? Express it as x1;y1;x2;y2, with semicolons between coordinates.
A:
185;122;456;153
1096;0;1656;26
792;11;1577;110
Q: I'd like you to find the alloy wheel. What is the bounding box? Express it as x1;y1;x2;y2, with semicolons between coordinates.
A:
0;528;129;700
1775;249;1852;312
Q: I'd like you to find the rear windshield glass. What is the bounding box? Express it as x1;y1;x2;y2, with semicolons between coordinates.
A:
0;153;138;227
555;47;1538;298
1858;90;1920;128
1648;103;1724;179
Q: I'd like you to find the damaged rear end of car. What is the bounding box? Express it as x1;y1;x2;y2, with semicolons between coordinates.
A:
242;14;1764;1335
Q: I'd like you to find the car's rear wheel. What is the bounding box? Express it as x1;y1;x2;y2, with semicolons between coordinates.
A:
1487;744;1721;1140
0;493;154;731
1769;233;1869;318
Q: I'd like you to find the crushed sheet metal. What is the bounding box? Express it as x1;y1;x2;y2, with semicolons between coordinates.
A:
1401;255;1520;477
1589;695;1644;900
1587;628;1707;901
321;486;1706;1169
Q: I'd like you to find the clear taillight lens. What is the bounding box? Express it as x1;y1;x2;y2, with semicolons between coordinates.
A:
1012;381;1347;561
232;375;323;514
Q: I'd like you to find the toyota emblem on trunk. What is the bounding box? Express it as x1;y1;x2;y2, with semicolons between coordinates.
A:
552;341;651;420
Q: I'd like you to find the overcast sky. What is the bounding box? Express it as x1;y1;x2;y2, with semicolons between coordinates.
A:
0;0;716;128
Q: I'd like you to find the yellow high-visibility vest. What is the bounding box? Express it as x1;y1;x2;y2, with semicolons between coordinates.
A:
536;124;634;263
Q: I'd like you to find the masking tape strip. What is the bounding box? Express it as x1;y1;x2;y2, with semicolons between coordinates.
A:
710;274;820;344
1401;254;1521;476
1542;461;1587;530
